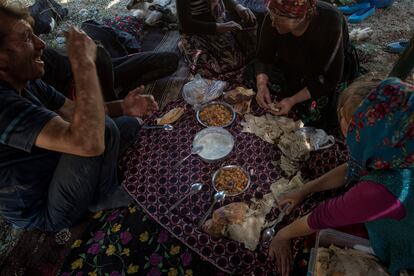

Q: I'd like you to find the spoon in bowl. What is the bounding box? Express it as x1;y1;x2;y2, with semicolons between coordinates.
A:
169;183;203;211
173;144;203;169
198;191;226;227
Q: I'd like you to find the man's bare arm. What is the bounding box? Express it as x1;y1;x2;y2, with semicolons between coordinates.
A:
36;28;105;157
57;98;75;121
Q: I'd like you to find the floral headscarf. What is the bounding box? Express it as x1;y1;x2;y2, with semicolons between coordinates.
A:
267;0;316;19
346;78;414;178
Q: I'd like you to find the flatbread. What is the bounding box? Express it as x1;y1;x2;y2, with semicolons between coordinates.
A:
268;102;281;112
156;107;185;125
278;132;311;162
241;114;302;144
270;172;304;202
316;245;390;276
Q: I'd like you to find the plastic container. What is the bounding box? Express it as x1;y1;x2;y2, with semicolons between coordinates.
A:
307;229;375;276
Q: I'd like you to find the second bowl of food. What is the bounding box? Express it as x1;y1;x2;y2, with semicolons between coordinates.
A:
196;101;236;128
212;165;250;196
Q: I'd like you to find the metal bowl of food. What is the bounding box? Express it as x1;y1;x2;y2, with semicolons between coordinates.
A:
212;165;251;196
192;127;235;163
196;101;236;128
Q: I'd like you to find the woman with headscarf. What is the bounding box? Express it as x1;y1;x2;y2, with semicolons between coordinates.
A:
176;0;257;83
255;0;351;129
270;77;414;276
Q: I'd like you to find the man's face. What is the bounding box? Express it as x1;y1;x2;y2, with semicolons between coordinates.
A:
0;19;46;84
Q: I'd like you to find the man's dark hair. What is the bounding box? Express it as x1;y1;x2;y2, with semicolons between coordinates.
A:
0;1;33;48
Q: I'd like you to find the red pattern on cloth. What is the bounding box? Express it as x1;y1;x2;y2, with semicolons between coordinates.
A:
267;0;316;19
119;99;348;274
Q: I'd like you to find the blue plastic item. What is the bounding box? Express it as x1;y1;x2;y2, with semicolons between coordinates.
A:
386;41;409;54
357;0;395;8
348;5;376;23
338;2;371;15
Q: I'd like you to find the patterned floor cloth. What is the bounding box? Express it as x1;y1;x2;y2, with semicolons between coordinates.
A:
57;205;223;276
119;98;349;274
0;220;88;276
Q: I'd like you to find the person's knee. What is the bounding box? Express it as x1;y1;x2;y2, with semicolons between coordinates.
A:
113;116;141;155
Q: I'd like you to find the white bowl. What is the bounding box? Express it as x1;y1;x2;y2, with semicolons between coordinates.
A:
192;127;234;163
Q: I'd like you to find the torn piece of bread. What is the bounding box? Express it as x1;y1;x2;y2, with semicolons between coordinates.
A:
224;87;256;115
268;102;281;112
224;87;255;105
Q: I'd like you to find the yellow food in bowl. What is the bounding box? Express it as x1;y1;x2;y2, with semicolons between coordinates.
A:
199;104;233;127
215;167;249;196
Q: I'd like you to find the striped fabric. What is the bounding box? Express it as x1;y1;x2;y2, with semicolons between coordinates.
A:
0;79;65;167
189;0;210;15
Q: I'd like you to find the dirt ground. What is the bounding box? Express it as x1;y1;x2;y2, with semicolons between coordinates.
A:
351;0;414;75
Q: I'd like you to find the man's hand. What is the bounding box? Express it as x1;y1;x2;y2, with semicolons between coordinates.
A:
278;189;307;215
270;97;295;116
256;83;272;109
235;4;256;24
269;236;293;276
64;27;97;68
216;21;242;34
122;85;159;117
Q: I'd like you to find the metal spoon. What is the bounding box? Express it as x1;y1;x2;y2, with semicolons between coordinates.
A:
142;124;174;131
169;183;203;211
173;144;203;169
261;203;291;244
198;191;226;227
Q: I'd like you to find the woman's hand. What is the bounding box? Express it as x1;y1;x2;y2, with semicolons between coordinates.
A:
256;83;272;109
122;85;159;117
269;235;293;276
278;188;307;215
216;21;242;34
270;97;295;115
235;4;256;24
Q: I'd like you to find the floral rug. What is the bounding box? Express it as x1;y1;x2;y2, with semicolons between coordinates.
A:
56;204;320;276
57;205;223;276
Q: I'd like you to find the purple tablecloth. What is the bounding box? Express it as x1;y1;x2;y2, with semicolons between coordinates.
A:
120;99;348;274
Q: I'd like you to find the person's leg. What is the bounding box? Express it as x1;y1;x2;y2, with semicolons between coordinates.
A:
41;47;73;97
42;46;119;102
95;45;118;102
36;117;121;231
112;116;142;157
113;51;179;98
